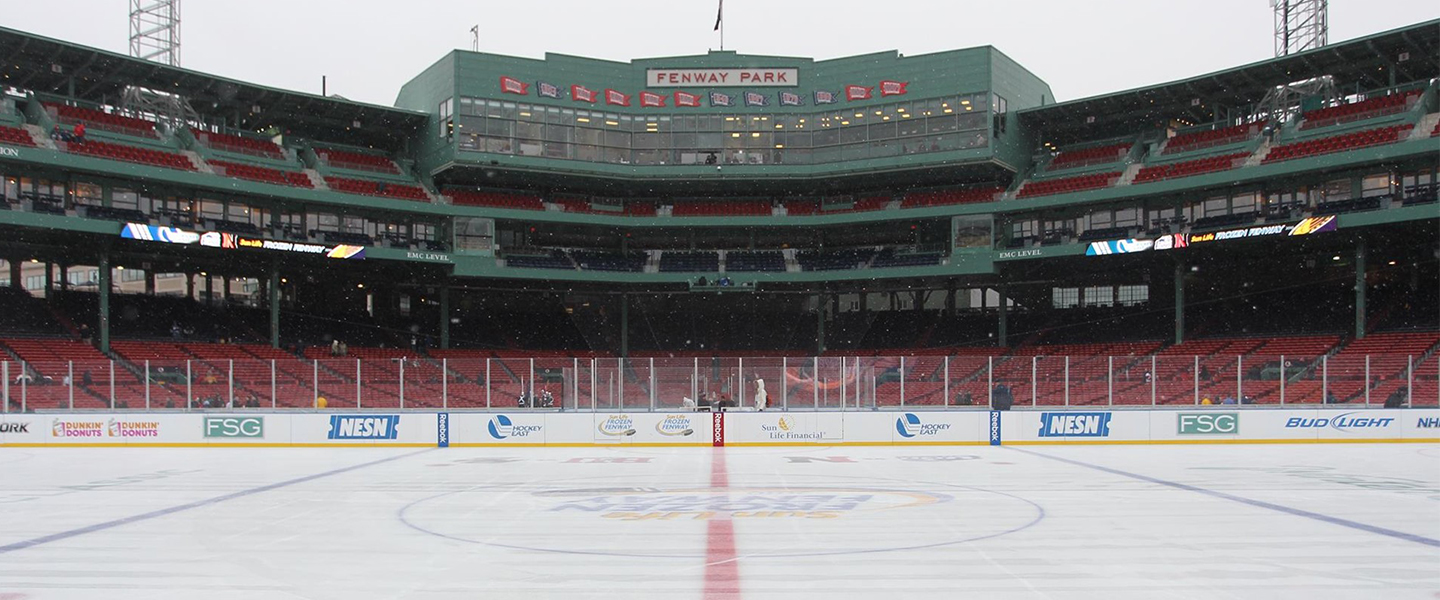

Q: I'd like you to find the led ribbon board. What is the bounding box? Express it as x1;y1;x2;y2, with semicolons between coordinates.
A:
120;223;366;260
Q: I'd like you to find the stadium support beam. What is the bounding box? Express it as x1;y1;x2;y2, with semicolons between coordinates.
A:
98;254;110;354
439;286;451;350
619;293;629;358
1174;262;1186;345
1354;239;1366;340
816;294;826;356
997;284;1008;347
59;264;68;292
7;258;19;290
43;262;52;300
268;269;280;349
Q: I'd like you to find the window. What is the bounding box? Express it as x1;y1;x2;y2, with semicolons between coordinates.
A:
1361;173;1391;198
1083;286;1114;308
1052;287;1079;309
1118;285;1149;307
438;97;453;139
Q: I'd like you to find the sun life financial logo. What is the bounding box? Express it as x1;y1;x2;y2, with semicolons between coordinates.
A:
761;416;824;440
1037;412;1112;437
1285;412;1394;432
326;415;400;440
598;414;638;437
1177;413;1238;435
488;415;541;440
655;415;695;437
895;413;952;438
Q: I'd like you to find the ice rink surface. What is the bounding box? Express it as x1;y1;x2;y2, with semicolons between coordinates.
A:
0;443;1436;599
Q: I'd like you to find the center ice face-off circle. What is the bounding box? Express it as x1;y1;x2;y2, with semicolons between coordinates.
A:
399;478;1043;558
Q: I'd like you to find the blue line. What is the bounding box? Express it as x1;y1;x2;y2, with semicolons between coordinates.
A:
0;448;432;555
1009;447;1440;548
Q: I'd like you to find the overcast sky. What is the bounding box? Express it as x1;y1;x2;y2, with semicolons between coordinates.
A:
4;1;1434;106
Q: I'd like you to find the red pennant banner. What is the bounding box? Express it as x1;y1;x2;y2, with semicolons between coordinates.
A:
879;80;909;96
499;76;530;95
845;85;873;101
639;91;667;107
605;89;631;106
674;91;702;107
571;85;597;103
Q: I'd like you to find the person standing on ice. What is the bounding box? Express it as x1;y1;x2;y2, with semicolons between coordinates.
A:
754;377;767;411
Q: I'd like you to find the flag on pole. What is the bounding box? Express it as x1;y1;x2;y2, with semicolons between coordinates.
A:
714;0;723;31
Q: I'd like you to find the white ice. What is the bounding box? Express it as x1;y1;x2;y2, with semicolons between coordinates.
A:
0;444;1436;599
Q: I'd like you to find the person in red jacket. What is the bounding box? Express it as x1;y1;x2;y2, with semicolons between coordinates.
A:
72;122;86;143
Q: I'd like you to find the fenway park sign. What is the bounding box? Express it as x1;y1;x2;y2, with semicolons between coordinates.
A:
646;68;798;87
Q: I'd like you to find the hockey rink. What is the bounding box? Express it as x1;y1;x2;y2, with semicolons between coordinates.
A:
0;444;1436;599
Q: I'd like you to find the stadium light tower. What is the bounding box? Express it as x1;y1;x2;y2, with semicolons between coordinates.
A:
1271;0;1327;57
129;0;182;67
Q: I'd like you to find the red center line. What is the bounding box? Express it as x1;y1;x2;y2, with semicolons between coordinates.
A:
703;448;741;600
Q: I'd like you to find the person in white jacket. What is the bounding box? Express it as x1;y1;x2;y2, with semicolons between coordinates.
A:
754;377;768;411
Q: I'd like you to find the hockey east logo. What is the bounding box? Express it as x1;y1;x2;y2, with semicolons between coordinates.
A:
488;415;541;440
1037;412;1112;437
326;415;400;440
895;413;951;438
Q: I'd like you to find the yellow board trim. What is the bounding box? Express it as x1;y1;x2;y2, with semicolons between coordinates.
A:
0;442;437;448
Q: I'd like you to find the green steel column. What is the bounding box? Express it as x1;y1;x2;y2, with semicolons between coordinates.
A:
268;269;281;349
98;254;110;354
43;262;52;300
59;264;68;292
439;285;451;350
997;284;1009;347
7;258;19;290
619;294;629;358
1175;261;1186;345
1355;239;1367;340
816;294;826;356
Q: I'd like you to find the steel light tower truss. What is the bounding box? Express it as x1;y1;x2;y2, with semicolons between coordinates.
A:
1272;0;1327;57
129;0;181;66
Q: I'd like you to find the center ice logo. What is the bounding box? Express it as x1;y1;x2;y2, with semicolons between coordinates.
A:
1037;412;1111;437
598;414;637;437
488;415;541;440
655;415;694;437
895;413;952;438
541;486;951;521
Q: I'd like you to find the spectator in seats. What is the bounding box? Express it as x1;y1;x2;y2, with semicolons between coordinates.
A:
1384;386;1408;409
1201;397;1213;405
50;125;61;141
955;391;973;406
203;371;218;385
1324;391;1340;404
79;324;91;343
164;399;175;409
331;340;341;357
338;341;348;357
705;152;718;165
992;384;1014;411
1143;371;1152;384
171;322;182;340
73;122;85;143
14;372;32;384
1241;395;1254;405
81;371;93;387
1220;395;1237;405
1199;365;1211;381
62;374;71;387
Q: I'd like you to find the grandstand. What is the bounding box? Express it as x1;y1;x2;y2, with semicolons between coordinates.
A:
0;19;1433;411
